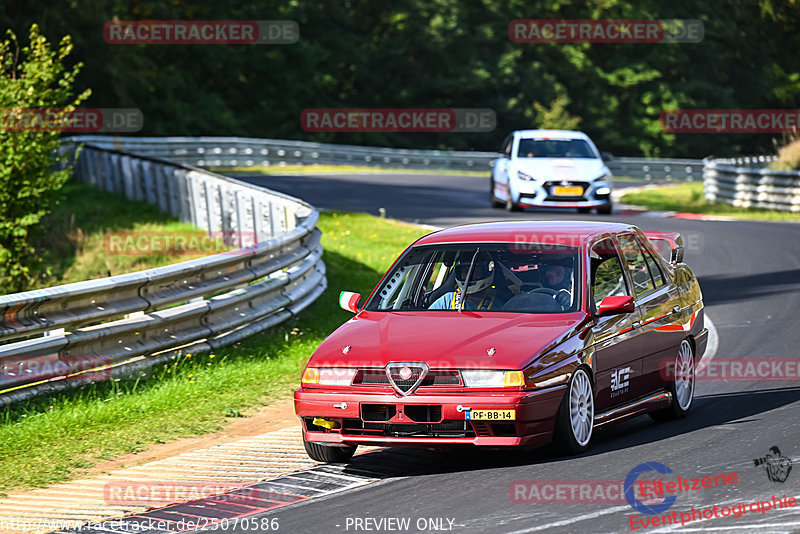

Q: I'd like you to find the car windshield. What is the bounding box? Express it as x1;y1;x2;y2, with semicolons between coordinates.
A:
517;138;596;159
365;243;581;313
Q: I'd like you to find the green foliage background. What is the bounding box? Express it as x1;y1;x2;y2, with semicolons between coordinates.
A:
2;1;799;157
0;24;90;291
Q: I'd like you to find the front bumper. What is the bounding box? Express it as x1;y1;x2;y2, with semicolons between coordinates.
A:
513;179;612;208
294;386;565;448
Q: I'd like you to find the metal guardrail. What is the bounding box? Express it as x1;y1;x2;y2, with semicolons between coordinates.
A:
65;135;500;172
703;155;800;212
608;157;704;181
0;142;326;403
64;136;704;180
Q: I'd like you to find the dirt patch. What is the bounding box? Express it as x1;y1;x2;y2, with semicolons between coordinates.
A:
85;397;299;476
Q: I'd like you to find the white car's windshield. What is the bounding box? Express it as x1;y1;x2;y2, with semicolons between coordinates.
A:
517;138;596;159
365;243;581;313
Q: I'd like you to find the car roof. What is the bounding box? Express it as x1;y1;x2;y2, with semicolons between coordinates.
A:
514;129;590;140
414;220;635;247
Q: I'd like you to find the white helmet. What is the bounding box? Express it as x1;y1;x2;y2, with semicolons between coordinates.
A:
455;256;495;295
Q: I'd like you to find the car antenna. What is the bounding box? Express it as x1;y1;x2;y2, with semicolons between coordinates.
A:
459;248;480;312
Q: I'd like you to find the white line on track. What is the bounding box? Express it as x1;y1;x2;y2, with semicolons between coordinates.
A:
697;313;719;372
642;493;800;533
502;506;632;533
653;524;799;533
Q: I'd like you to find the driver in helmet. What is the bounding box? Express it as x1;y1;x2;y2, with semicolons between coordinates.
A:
429;253;507;311
540;260;573;308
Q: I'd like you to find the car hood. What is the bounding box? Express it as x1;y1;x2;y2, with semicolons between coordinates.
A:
515;158;607;181
309;311;589;370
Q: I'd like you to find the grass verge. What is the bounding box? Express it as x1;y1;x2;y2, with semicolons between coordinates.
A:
0;211;428;494
621;182;800;222
32;182;220;290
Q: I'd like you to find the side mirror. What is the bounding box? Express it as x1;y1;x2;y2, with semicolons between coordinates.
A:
597;295;635;317
600;151;614;163
671;246;684;264
339;291;362;313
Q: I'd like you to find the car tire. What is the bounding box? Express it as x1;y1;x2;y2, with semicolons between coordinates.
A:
553;367;594;455
597;203;613;215
490;177;504;208
505;188;521;212
303;437;357;463
577;207;592;214
650;339;695;421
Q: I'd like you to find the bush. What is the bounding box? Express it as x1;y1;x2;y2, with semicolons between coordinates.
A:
0;24;90;293
771;138;800;171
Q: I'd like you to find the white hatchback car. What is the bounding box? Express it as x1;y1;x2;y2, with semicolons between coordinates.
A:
490;129;614;214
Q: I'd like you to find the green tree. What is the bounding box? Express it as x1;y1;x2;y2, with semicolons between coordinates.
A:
534;94;582;131
0;24;90;292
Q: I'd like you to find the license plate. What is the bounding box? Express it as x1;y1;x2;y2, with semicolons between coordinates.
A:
465;410;515;421
552;186;583;196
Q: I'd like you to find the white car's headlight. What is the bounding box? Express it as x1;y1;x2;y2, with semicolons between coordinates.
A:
517;171;536;181
594;172;613;182
461;370;525;387
301;367;357;386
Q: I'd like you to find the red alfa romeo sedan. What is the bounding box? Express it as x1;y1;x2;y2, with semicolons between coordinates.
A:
295;221;707;462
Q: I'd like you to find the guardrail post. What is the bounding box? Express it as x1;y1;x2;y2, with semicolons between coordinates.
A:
121;155;135;199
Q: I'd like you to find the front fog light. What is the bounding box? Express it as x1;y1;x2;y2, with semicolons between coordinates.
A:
596;187;611;196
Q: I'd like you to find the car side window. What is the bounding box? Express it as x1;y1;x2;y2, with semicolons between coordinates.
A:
617;234;656;297
638;237;665;287
590;239;629;310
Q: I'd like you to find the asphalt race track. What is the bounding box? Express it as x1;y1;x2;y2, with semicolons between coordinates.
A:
201;172;800;534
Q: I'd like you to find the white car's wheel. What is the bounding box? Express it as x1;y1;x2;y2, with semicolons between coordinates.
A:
490;176;504;208
505;184;521;212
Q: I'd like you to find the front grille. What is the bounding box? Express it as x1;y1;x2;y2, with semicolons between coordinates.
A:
472;421;492;436
354;369;461;387
404;404;442;423
361;404;397;422
342;419;475;438
490;423;517;436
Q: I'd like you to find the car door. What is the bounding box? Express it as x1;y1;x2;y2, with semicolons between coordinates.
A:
588;237;644;413
616;233;684;395
493;133;514;200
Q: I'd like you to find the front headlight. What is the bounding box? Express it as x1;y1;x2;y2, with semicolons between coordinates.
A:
517;171;536;181
595;172;613;182
461;370;525;387
301;367;357;386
